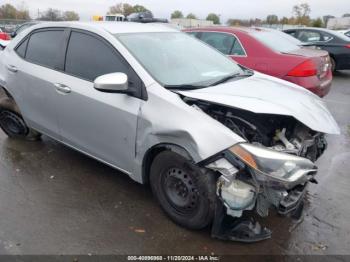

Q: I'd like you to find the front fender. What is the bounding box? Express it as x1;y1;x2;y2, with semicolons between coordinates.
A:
131;83;244;183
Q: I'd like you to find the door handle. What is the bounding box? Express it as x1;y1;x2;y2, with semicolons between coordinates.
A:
54;83;71;94
6;65;18;73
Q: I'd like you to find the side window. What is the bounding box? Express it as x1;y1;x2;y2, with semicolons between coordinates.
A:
15;38;28;58
298;30;322;42
231;38;245;56
286;30;296;37
65;31;131;82
199;32;245;56
25;30;64;68
321;33;333;41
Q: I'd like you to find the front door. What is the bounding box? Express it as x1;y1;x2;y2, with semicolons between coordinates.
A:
54;30;143;173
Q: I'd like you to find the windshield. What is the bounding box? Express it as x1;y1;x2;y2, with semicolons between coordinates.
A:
252;30;301;53
116;32;244;88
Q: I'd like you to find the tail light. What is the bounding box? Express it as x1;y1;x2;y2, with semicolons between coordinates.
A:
345;44;350;49
287;59;317;77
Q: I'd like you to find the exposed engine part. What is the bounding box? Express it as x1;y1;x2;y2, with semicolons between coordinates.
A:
275;128;296;150
256;183;307;219
187;98;327;162
206;158;239;177
217;175;256;218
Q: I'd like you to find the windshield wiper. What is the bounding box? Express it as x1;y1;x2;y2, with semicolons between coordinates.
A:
164;84;207;90
209;73;241;86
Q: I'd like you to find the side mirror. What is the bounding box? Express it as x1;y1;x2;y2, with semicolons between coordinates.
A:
10;32;17;38
94;72;128;92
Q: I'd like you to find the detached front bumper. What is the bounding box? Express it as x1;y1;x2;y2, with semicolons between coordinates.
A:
211;178;309;243
206;144;317;242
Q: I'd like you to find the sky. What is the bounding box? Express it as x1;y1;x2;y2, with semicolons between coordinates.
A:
4;0;350;23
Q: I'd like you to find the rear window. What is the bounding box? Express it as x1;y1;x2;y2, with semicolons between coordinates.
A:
252;30;300;53
26;30;63;68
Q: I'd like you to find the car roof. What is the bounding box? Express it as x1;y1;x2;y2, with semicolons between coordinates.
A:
32;21;178;34
285;27;337;33
185;26;281;35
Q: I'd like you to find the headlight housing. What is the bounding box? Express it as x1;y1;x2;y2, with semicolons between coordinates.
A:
229;143;317;188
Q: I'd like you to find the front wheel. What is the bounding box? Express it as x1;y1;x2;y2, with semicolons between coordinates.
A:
150;151;216;230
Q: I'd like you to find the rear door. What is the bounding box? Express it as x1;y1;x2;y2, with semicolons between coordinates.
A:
4;28;65;139
54;29;143;173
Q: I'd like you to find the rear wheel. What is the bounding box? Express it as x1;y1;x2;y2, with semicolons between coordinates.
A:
330;57;336;72
0;97;41;140
150;151;216;229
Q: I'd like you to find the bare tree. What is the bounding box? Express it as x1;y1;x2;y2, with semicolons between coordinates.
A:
16;1;30;20
38;8;63;21
108;3;134;16
63;11;79;21
293;3;311;25
0;4;18;19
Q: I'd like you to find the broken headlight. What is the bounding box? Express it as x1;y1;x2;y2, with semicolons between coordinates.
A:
229;143;317;188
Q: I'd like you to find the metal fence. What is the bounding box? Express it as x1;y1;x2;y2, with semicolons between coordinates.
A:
0;19;30;33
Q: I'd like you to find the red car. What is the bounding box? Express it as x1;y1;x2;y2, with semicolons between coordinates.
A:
184;27;332;97
0;29;10;41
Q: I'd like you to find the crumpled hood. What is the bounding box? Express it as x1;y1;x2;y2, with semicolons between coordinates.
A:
176;72;340;134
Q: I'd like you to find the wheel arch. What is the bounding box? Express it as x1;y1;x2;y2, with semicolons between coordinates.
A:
0;85;21;114
142;143;194;185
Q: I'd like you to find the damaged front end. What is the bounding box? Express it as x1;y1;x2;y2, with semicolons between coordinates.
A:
206;143;317;242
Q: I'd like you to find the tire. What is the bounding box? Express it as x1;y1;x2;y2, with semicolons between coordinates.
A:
0;97;41;141
330;57;336;72
150;150;216;230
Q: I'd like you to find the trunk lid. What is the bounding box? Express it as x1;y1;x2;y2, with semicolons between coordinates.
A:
285;48;331;79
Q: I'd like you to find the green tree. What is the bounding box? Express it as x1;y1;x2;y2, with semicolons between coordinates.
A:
132;5;149;13
293;3;311;25
266;14;279;25
312;17;323;27
186;13;197;19
206;13;220;24
0;4;17;19
63;11;80;21
171;10;184;19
